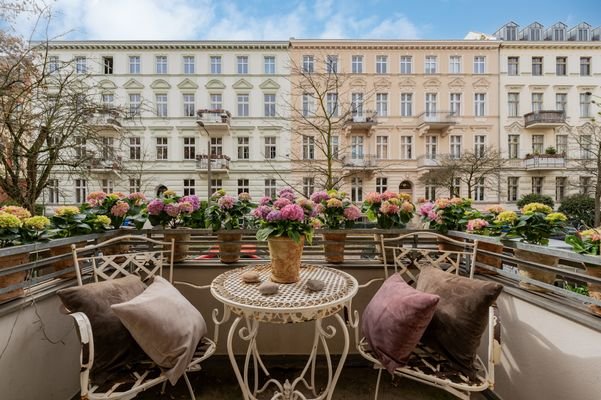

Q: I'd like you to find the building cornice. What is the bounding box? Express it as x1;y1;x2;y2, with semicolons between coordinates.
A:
42;40;289;51
290;39;500;51
500;41;601;50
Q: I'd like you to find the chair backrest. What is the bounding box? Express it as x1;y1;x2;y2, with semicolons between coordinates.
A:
380;231;479;286
71;234;175;286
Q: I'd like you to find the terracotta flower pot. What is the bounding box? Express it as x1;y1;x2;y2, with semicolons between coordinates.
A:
514;248;557;293
475;241;504;275
0;253;29;303
323;232;346;264
163;231;191;263
437;235;464;252
50;243;85;279
268;236;304;284
218;232;242;264
584;265;601;316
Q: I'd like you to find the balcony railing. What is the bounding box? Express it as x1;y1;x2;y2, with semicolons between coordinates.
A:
195;154;231;171
344;110;378;133
341;153;377;168
523;154;566;169
416;111;457;135
524;110;565;128
196;109;231;135
86;156;122;172
416;155;441;168
89;111;122;129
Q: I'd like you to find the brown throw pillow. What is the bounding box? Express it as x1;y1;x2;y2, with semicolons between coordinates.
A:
416;266;503;377
57;275;147;383
362;274;440;373
111;276;207;385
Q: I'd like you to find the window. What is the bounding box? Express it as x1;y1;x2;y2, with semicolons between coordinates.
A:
102;56;113;74
532;57;543;76
264;137;276;159
474;93;486;117
400;136;413;159
425;93;437;117
210;137;222;156
129;179;141;194
532;177;543;195
156;137;168;160
237;137;249;159
302;135;315;160
183;137;195;160
155;56;167;74
264;94;276;117
400;56;412;74
351;93;364;117
508;57;519;75
236;56;248;74
556;57;567;76
553;27;565;41
237;94;249;117
400;93;412;117
556;177;566;202
580;57;591;76
129;56;140;74
580;176;591;195
474;135;486;157
425;56;437;74
580;135;592;159
210;93;222;111
351;177;363;202
507;177;519;201
303;177;314;198
580;93;591;117
330;136;340;159
211;180;222;195
302;55;314;73
326;55;338;73
376;93;388;116
326;93;338;116
450;56;461;73
102;93;114;108
473;56;485;74
425;185;436;202
556;93;567;112
128;93;141;116
532;135;544;154
237;179;249;195
450;93;462;116
183;56;195;74
376;136;388;159
531;93;543;112
578;28;590;41
129;137;141;160
101;137;114;161
450;135;462;159
48;55;60;74
101;179;113;194
75;179;87;203
351;55;363;73
351;136;364;160
47;179;59;203
264;56;276;74
265;179;277;197
156;94;168;117
508;135;520;159
426;135;437;159
376;55;388;74
75;56;86;74
508;92;520;117
183;179;195;196
556;135;567;155
450;177;461;198
302;93;314;117
376;178;388;193
75;137;86;159
183;94;195;117
210;56;222;74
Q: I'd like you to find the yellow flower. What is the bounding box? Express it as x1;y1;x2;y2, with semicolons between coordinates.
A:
0;212;23;229
163;190;177;198
326;198;343;208
23;216;50;230
522;202;552;215
398;193;412;202
495;211;518;224
55;206;80;217
545;212;567;223
581;228;601;237
96;215;112;226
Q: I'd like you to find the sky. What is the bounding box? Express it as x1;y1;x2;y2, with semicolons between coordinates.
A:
7;0;601;41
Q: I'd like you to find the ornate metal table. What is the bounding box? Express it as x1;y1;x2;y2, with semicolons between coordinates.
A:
210;263;358;400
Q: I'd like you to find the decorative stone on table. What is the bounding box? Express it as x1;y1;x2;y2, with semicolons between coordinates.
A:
306;279;325;292
258;281;279;295
241;271;261;283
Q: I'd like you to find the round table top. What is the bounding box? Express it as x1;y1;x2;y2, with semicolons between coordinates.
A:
210;264;358;323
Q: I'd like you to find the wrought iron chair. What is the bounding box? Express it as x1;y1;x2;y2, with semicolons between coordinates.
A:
66;234;219;400
350;231;501;400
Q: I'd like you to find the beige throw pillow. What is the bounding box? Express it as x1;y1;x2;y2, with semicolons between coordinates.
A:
111;276;207;385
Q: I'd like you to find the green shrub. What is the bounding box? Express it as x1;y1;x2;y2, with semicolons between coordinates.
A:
558;194;595;228
516;193;555;209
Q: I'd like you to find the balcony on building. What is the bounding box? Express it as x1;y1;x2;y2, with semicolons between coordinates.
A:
341;153;377;169
416;155;441;169
195;154;231;172
88;110;122;132
343;110;378;136
196;109;231;136
523;153;566;170
86;155;122;174
524;110;566;128
416;112;457;136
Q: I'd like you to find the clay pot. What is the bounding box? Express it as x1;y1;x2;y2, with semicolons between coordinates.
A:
268;236;304;284
584;265;601;316
0;253;29;303
323;232;347;264
49;243;85;279
514;248;557;293
437;235;464;252
163;231;191;263
475;241;504;275
218;232;242;264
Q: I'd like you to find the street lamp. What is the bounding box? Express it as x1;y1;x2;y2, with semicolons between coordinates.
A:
196;120;212;204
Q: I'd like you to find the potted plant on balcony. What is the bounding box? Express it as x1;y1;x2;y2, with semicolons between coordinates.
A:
205;190;255;264
565;228;601;315
311;190;362;263
418;197;474;251
465;206;507;274
253;187;315;283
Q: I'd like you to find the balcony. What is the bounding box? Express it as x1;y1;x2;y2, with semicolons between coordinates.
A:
416;111;457;136
524;154;566;170
341;153;377;169
343;110;378;136
88;110;122;129
524;110;565;128
416;155;441;169
86;156;122;174
195;154;230;172
196;109;231;136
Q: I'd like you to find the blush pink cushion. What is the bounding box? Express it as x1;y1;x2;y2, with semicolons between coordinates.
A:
362;274;440;373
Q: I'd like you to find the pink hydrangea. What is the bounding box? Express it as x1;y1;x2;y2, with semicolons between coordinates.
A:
297;198;314;211
147;199;164;215
314;204;325;214
277;187;296;201
450;197;464;205
280;204;304;221
164;203;180;217
427;211;438;221
380;201;400;215
343;205;362;221
259;196;272;206
266;210;282;221
238;192;251;201
127;192;147;206
180;195;200;211
110;201;130;217
218;195;236;209
380;191;397;201
86;191;107;207
364;192;382;204
179;201;194;214
310;191;330;203
273;198;292;209
467;218;489;232
110;192;127;199
419;202;434;217
435;198;451;209
252;205;271;219
401;201;415;213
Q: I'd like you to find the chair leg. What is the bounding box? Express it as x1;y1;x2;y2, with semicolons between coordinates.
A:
374;367;383;400
183;372;196;400
160;381;167;394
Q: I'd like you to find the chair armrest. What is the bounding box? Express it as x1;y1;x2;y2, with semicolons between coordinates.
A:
68;312;94;371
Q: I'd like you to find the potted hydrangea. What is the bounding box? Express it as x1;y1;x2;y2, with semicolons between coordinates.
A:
252;187;315;283
84;191;148;230
311;190;362;263
465;205;507;273
565;228;601;315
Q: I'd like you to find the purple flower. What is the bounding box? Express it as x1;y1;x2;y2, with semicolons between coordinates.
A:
277;187;296;201
280;204;304;222
310;191;329;203
147;199;164;215
273;197;292;209
164;203;180;217
180;195;200;211
266;210;282;221
343;205;362;221
419;202;434;217
314;204;325;214
259;196;272;206
253;205;271;219
218;195;236;209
